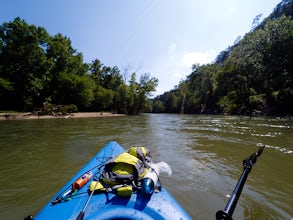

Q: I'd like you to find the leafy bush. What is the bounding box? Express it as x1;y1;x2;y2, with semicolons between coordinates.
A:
60;104;78;115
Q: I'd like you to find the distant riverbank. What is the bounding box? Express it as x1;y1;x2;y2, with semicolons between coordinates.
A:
0;112;126;120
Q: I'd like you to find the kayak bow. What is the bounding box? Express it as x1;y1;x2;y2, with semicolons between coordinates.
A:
32;141;192;220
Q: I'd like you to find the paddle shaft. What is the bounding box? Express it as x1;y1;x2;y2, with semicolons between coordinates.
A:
76;180;98;220
216;168;250;220
216;146;265;220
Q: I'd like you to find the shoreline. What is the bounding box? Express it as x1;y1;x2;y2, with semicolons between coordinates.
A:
0;112;126;120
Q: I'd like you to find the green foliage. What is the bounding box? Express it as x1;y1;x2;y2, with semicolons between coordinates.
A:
0;77;13;91
164;92;181;113
0;17;52;110
114;72;158;115
92;85;114;111
113;84;129;114
89;60;123;90
144;99;153;113
217;93;239;114
61;104;78;115
152;100;165;113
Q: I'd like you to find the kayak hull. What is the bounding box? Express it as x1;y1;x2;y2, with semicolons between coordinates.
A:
34;141;191;220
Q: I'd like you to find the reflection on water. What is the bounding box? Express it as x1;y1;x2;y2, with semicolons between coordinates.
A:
0;114;292;219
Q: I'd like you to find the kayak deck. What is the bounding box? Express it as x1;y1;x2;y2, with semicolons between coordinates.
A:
34;141;191;220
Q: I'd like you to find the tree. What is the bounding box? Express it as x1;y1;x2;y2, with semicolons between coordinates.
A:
113;83;129;114
178;81;188;114
46;33;89;106
0;18;160;114
92;85;114;111
214;15;293;114
0;17;52;110
89;60;123;90
56;73;95;109
164;92;180;113
152;99;165;113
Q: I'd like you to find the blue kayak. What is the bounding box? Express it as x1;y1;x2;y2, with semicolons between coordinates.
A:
33;141;192;220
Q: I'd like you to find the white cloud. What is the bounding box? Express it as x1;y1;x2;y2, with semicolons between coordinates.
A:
183;50;216;67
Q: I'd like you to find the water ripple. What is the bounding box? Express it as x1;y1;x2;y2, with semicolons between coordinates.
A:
257;143;293;154
1;115;292;220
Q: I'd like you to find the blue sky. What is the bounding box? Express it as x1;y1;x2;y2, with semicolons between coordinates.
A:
1;0;281;96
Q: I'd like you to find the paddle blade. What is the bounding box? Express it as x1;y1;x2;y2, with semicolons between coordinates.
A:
256;145;265;157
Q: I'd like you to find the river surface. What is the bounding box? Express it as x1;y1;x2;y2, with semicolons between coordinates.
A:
0;114;292;220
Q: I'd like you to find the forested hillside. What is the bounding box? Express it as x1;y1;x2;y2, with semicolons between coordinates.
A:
0;18;158;114
153;0;293;116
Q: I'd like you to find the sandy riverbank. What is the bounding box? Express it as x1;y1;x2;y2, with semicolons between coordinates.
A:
0;112;126;120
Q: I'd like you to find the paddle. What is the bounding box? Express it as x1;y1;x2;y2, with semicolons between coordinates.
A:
75;179;99;220
216;145;265;220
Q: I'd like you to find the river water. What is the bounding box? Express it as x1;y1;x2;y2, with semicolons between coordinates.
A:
0;114;292;219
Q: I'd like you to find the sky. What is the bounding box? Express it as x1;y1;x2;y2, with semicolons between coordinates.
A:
0;0;281;96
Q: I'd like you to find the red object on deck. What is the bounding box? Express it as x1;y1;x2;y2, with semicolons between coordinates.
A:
72;172;92;190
